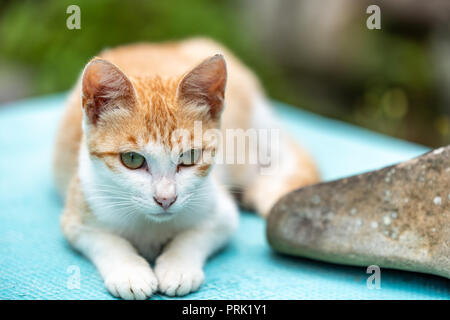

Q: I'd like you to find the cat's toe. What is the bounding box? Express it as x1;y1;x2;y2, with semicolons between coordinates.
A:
104;265;158;300
155;261;204;297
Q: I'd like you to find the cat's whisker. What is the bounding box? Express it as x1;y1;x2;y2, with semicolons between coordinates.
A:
89;188;134;197
89;183;137;193
93;204;134;212
91;201;137;213
86;196;135;203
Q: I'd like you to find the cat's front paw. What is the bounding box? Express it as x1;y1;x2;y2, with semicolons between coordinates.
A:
104;262;158;300
155;257;204;297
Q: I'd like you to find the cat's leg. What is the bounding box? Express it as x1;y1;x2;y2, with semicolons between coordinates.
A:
61;179;158;300
229;95;319;217
243;133;320;218
155;187;238;296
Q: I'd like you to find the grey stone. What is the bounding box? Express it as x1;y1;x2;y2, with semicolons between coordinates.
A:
267;146;450;279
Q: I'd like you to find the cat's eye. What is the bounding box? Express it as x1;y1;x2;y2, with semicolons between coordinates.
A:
120;152;145;169
178;149;201;167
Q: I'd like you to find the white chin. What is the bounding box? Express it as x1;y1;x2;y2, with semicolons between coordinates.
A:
144;211;176;222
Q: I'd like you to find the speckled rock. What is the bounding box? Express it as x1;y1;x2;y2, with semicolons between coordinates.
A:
267;146;450;279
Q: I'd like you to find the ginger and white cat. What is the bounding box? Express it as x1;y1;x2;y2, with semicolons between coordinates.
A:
53;38;318;299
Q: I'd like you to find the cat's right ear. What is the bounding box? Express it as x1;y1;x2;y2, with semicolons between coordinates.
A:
81;58;136;125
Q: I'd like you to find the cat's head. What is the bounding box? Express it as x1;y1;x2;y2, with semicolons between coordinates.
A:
80;55;226;222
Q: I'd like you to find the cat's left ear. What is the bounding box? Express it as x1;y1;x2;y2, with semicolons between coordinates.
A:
81;58;137;125
177;54;227;120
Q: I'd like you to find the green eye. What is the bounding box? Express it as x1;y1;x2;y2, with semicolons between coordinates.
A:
179;149;201;166
120;152;145;169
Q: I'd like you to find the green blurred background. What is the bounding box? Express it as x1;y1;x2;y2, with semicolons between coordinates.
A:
0;0;449;147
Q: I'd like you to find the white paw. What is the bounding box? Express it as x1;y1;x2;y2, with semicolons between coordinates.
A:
104;261;158;300
155;258;204;297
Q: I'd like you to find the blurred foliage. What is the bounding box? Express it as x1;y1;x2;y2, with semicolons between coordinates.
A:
0;0;447;147
0;0;277;95
339;26;437;145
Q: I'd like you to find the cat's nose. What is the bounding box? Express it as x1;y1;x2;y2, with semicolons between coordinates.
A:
153;195;177;210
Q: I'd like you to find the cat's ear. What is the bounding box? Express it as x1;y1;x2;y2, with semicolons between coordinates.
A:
177;54;227;120
81;58;136;125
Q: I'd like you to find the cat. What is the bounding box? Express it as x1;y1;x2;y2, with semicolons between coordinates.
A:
53;37;319;299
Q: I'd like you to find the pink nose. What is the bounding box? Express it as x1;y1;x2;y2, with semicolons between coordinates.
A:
153;196;177;210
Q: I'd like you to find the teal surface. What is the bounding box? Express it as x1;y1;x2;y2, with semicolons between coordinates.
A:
0;94;448;300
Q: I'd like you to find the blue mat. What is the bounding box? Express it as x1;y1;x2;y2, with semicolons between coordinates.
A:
0;94;448;300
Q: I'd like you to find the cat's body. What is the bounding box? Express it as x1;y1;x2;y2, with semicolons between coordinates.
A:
54;38;318;299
